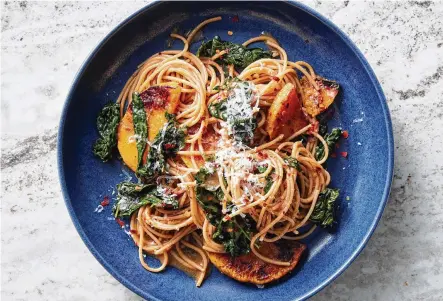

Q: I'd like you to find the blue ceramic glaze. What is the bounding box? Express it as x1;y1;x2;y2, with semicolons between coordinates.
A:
58;1;394;300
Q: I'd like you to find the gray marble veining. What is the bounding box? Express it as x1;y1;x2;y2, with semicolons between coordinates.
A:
1;1;442;300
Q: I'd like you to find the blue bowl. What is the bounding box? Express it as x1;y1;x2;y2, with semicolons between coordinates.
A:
58;1;394;300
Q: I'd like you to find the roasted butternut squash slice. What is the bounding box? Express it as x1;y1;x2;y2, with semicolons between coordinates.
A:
117;83;181;172
266;83;308;140
300;76;339;117
208;241;306;284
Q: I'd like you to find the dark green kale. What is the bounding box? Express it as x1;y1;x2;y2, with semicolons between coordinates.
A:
264;175;273;194
256;164;268;174
194;167;213;185
208;78;240;120
195;186;224;225
132;93;148;169
92;102;120;162
315;128;343;161
195;169;254;257
113;182;179;218
208;79;257;145
231;118;257;145
196;36;272;68
212;214;255;257
309;188;339;228
138;113;185;182
208;98;228;120
284;157;301;171
262;167;275;194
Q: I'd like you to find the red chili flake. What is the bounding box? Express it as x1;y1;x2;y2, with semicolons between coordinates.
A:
224;215;232;221
330;153;337;158
101;196;110;207
164;143;175;150
257;151;268;159
272;76;279;81
308;121;319;134
341;151;348;158
130;230;138;235
232;15;239;22
335;143;340;149
342;130;349;138
219;55;224;60
116;219;125;228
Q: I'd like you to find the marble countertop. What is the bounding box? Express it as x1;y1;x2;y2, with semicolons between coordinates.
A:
2;1;442;300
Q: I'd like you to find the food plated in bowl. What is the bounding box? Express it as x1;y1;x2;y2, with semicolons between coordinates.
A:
58;2;393;300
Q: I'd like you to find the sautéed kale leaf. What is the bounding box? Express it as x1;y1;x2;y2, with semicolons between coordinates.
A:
309;188;339;228
93;102;120;162
197;36;272;68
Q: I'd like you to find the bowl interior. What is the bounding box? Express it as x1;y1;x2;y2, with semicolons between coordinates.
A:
59;2;393;301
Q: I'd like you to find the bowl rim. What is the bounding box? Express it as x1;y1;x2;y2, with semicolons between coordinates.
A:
57;1;394;300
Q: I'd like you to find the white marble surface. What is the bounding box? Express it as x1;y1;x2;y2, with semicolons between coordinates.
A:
1;1;443;300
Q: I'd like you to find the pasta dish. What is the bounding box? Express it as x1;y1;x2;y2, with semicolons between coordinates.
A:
92;17;345;286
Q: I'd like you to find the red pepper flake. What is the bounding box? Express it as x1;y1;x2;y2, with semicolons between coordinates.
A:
257;151;268;159
330;153;337;158
308;121;319;134
224;215;232;221
335;143;340;149
100;196;110;207
116;219;125;228
342;130;349;138
164;143;175;150
272;76;279;81
232;15;239;22
340;151;348;158
130;229;138;235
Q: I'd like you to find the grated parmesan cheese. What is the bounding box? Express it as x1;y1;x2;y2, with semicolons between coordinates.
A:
94;205;104;213
213;81;265;211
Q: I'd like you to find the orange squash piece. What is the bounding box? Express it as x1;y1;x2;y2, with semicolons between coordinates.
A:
300;76;339;117
117;83;181;172
208;241;306;284
266;83;308;140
